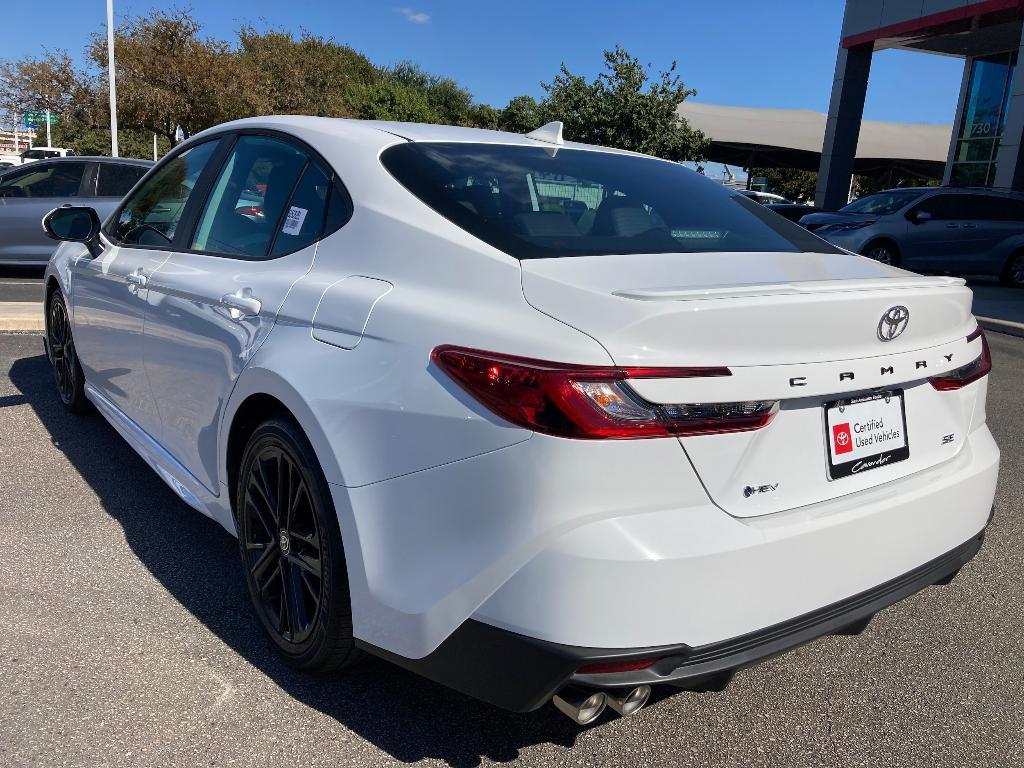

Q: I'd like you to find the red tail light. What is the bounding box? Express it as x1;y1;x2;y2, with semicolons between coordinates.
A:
431;346;778;439
929;326;992;391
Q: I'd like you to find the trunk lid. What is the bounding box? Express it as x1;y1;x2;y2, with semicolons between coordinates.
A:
521;251;981;517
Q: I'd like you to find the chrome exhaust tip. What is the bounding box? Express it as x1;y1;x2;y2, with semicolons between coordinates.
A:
605;685;651;717
552;688;608;725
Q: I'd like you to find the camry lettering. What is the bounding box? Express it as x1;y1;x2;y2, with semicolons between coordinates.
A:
786;355;957;387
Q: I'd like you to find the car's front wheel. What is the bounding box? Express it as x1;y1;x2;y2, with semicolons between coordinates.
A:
46;291;89;413
1000;251;1024;287
863;241;900;267
236;418;362;672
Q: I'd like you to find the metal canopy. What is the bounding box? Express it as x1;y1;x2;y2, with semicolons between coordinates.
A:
678;101;953;180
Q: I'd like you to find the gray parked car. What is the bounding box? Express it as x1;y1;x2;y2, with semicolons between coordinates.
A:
0;156;152;266
800;186;1024;286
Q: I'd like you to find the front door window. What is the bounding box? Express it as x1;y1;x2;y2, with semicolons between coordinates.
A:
108;140;219;247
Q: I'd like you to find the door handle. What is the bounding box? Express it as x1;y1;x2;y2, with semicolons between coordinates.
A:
125;269;148;288
945;223;960;228
961;223;977;229
220;290;262;318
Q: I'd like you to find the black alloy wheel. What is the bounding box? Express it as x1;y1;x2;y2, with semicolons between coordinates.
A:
237;419;361;671
46;292;89;412
1001;251;1024;287
864;242;898;267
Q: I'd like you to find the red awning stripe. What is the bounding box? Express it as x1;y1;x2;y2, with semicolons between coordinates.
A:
842;0;1024;48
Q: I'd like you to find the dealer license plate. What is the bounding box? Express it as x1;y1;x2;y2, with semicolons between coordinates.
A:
824;390;909;480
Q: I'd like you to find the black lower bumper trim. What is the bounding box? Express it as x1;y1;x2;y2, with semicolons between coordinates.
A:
357;530;985;712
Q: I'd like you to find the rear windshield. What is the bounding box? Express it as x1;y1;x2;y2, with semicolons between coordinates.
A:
381;143;839;259
840;189;925;216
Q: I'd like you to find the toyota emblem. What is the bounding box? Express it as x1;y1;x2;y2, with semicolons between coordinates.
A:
877;305;910;342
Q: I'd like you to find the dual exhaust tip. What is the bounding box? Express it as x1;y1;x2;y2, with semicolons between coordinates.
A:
552;685;652;725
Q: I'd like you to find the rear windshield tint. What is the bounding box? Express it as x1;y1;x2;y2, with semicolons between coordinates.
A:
380;142;840;259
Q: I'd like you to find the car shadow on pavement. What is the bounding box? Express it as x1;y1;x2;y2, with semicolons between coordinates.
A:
9;351;596;767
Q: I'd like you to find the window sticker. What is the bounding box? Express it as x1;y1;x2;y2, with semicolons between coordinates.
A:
282;206;308;236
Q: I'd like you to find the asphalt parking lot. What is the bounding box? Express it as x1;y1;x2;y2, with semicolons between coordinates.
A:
1;330;1023;768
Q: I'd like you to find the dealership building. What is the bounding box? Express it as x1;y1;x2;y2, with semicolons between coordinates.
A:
818;0;1024;208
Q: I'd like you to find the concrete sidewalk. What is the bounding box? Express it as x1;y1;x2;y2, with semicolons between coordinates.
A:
0;301;43;332
970;282;1024;338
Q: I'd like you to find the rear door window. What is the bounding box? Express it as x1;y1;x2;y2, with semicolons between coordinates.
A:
268;162;331;257
975;195;1024;221
96;163;149;198
381;142;839;259
190;135;309;259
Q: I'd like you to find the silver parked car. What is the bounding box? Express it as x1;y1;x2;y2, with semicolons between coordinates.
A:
0;156;152;266
800;187;1024;286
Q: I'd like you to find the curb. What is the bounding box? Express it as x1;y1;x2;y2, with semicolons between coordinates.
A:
977;316;1024;339
0;302;44;332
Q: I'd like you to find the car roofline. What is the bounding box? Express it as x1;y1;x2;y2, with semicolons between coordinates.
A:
185;115;670;164
19;155;154;166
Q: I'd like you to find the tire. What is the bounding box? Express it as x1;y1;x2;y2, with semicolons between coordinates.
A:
862;241;900;267
45;291;90;413
236;417;362;672
1000;251;1024;287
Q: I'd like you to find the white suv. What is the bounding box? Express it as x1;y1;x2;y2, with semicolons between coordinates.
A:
41;117;998;724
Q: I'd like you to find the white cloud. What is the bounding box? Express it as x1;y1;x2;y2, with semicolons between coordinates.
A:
398;7;430;23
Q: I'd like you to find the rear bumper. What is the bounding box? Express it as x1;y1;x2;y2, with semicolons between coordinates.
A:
359;527;987;712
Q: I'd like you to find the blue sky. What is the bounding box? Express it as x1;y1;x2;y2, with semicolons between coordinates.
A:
5;1;964;124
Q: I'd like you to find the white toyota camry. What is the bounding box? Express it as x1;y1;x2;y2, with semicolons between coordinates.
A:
41;117;998;724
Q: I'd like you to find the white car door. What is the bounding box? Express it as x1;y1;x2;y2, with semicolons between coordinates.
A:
142;133;342;493
71;140;222;438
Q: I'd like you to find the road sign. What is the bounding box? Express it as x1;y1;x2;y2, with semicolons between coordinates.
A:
23;110;58;128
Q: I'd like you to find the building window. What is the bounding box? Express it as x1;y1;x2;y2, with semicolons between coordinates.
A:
951;51;1017;187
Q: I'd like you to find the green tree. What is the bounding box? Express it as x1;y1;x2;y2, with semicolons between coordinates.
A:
86;9;257;144
537;46;706;160
386;62;475;125
467;103;499;130
237;28;376;118
498;95;543;133
0;50;97;144
357;77;439;123
751;167;818;202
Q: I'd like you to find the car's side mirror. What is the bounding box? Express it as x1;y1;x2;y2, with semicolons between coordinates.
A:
909;209;933;224
43;205;103;257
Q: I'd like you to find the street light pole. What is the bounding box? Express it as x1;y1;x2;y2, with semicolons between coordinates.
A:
106;0;119;158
